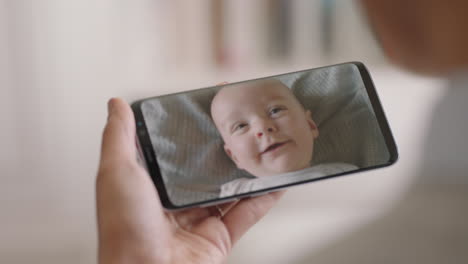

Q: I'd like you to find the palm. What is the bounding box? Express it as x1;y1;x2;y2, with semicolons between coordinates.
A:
162;192;282;264
167;208;231;263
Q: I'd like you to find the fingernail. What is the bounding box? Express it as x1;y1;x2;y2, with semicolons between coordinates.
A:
107;98;115;119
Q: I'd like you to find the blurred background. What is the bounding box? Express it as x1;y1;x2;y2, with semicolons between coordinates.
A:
0;0;456;263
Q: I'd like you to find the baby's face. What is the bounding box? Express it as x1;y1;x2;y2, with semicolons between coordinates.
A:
211;80;319;177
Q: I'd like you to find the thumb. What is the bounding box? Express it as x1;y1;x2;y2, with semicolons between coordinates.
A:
96;98;169;259
99;98;137;169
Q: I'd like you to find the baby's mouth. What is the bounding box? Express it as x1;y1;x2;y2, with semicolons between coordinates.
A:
261;141;290;155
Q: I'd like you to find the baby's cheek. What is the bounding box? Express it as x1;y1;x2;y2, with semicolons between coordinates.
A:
284;117;303;131
243;139;259;162
278;116;294;125
246;141;258;158
230;138;245;157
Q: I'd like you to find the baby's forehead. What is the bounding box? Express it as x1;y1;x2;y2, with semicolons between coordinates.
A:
214;80;298;118
219;79;292;100
213;80;299;114
245;80;301;105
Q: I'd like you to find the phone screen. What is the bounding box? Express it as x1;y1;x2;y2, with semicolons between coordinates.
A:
132;62;398;209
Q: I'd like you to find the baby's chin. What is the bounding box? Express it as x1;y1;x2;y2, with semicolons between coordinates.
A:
244;151;314;177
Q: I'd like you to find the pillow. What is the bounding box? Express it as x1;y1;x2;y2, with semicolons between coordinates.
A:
282;64;389;167
141;63;390;205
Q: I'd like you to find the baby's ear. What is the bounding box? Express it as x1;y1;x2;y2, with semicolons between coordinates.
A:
224;144;242;169
305;110;319;139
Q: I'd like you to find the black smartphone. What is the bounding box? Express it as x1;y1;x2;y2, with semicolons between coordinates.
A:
132;62;398;210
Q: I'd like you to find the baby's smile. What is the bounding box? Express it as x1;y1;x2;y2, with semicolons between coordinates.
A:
260;139;292;156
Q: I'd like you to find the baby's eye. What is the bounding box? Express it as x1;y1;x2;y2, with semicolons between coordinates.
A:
269;106;286;116
233;123;248;132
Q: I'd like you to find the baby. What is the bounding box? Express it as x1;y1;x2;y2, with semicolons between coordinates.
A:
211;79;356;196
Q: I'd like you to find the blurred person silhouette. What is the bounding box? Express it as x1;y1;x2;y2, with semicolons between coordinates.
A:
96;1;468;263
292;1;468;263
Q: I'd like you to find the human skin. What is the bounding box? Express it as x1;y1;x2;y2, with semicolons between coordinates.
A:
211;80;319;177
360;0;468;75
96;98;284;264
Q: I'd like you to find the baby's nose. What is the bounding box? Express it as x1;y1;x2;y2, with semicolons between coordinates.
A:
256;127;275;138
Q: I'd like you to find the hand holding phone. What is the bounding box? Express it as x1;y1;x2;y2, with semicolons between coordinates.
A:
97;98;284;264
132;62;398;210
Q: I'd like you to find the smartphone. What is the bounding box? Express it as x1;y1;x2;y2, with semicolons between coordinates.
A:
132;62;398;210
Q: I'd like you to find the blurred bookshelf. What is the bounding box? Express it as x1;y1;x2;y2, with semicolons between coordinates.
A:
115;0;385;95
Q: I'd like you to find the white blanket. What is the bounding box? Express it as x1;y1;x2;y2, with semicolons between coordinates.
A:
219;162;359;198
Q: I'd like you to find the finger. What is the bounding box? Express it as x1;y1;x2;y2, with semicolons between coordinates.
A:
96;162;170;256
170;207;213;230
214;200;240;219
100;98;137;170
170;199;238;230
222;191;285;245
96;99;169;252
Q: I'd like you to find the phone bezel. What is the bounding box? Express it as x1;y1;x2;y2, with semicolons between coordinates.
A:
131;61;399;210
